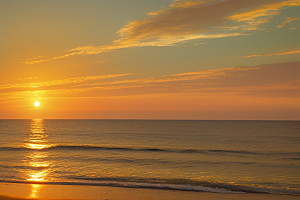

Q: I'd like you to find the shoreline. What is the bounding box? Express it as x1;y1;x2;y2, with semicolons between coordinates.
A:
0;182;299;200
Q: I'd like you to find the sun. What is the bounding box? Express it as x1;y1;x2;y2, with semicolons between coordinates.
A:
34;101;40;107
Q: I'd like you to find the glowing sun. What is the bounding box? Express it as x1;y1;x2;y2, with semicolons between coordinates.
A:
34;101;40;107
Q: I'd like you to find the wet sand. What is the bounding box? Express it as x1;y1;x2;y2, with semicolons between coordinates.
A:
0;182;299;200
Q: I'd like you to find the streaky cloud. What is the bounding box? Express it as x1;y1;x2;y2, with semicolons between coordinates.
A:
21;0;300;64
2;62;299;102
241;49;300;58
0;73;137;90
277;17;299;28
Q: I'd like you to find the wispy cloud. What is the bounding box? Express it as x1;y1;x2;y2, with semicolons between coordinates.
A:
72;66;261;90
2;62;299;103
266;50;300;56
228;0;299;29
241;49;300;58
22;0;300;64
242;54;263;58
21;56;45;63
277;17;299;28
0;73;137;90
93;60;110;64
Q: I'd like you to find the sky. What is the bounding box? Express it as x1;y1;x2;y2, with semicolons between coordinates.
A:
0;0;299;120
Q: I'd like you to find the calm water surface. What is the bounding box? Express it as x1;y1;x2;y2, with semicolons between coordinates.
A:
0;119;299;194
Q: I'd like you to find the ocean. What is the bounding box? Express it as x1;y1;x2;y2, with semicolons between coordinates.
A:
0;119;299;194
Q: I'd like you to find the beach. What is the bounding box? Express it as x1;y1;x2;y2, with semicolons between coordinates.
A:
1;182;300;200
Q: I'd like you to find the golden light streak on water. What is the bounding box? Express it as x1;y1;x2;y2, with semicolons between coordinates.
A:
25;119;50;150
27;170;49;182
26;143;50;150
29;160;49;168
30;184;43;198
24;119;53;186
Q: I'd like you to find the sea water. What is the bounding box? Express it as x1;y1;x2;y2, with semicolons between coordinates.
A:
0;119;299;194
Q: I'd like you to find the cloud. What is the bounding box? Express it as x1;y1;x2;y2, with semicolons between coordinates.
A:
266;50;300;56
228;1;299;29
22;0;300;64
277;17;299;28
0;73;137;90
242;54;263;58
93;60;110;64
241;49;300;58
72;66;261;90
2;62;299;102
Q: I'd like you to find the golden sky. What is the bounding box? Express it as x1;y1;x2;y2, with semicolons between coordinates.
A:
0;0;299;119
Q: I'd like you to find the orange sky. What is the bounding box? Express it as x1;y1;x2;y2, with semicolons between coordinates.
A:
0;0;299;119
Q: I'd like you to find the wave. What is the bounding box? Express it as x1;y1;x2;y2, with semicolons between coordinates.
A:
0;145;265;155
0;179;241;194
0;164;48;170
1;145;300;158
1;177;299;195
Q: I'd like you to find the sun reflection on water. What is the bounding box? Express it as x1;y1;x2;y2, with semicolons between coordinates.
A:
30;184;43;198
24;119;53;198
27;143;50;150
27;151;50;182
25;119;50;150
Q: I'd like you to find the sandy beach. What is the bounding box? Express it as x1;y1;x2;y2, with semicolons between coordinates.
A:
0;182;299;200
